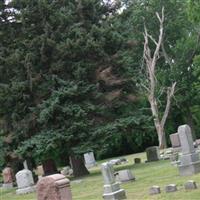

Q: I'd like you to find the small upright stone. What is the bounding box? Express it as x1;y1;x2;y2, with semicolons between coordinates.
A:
117;170;135;182
101;162;126;200
16;169;35;194
170;133;181;148
2;166;14;189
37;174;72;200
146;146;160;162
149;186;161;195
84;152;96;168
165;184;177;193
134;158;141;164
184;180;197;190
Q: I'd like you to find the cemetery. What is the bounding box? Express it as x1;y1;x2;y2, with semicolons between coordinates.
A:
1;0;200;200
1;125;200;199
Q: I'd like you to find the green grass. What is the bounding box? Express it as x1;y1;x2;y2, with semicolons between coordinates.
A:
2;152;200;200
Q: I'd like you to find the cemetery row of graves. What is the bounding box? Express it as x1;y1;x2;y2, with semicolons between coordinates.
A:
2;124;200;199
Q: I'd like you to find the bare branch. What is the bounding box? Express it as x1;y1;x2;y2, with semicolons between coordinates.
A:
161;82;176;127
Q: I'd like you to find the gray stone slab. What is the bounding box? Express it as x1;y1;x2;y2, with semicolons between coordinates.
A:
170;133;181;148
2;183;13;189
103;189;126;200
117;170;135;182
184;180;197;190
149;186;161;195
146;146;160;162
165;184;177;193
178;125;195;155
134;158;141;164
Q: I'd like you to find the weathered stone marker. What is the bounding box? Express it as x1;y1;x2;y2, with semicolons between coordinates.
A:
84;152;96;168
16;169;35;194
146;146;160;162
177;124;200;176
165;184;177;193
117;170;135;182
170;133;181;148
134;158;141;164
37;174;72;200
149;186;161;195
2;166;14;189
184;180;197;190
101;162;126;200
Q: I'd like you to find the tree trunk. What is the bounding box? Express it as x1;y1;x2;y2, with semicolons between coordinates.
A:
69;155;89;177
42;159;58;176
154;120;166;149
186;106;196;140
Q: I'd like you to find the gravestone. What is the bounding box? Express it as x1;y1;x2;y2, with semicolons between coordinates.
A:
117;170;135;182
149;186;161;195
84;152;96;168
16;169;35;194
134;158;141;164
109;159;121;165
170;133;181;148
146;146;160;162
177;125;200;176
2;167;14;189
165;184;177;193
37;174;72;200
184;180;197;190
37;165;44;176
101;162;126;200
61;166;73;176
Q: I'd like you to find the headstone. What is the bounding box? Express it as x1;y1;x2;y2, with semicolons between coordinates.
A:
61;166;73;176
149;186;161;195
101;162;126;200
170;133;181;148
37;165;44;176
165;184;177;193
84;152;96;168
177;125;200;176
2;167;14;189
16;169;35;194
134;158;141;164
146;146;160;162
109;159;122;165
37;174;72;200
117;170;135;182
184;180;197;190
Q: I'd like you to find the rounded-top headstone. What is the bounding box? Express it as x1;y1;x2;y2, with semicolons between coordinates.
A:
3;167;14;183
184;180;197;190
16;169;34;189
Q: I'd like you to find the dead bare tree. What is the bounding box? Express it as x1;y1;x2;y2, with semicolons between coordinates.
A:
142;7;176;149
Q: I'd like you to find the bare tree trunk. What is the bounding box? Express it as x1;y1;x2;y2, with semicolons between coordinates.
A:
142;8;176;149
69;155;89;177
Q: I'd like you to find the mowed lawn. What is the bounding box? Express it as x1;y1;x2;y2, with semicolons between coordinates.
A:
2;152;200;200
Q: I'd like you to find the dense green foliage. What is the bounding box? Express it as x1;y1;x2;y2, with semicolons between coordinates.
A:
0;0;200;168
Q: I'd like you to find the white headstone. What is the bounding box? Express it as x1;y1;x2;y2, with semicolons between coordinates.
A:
178;124;200;176
16;169;35;194
84;152;96;168
117;170;135;182
101;162;126;200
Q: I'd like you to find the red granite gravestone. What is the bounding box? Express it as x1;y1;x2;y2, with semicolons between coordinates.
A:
37;174;72;200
